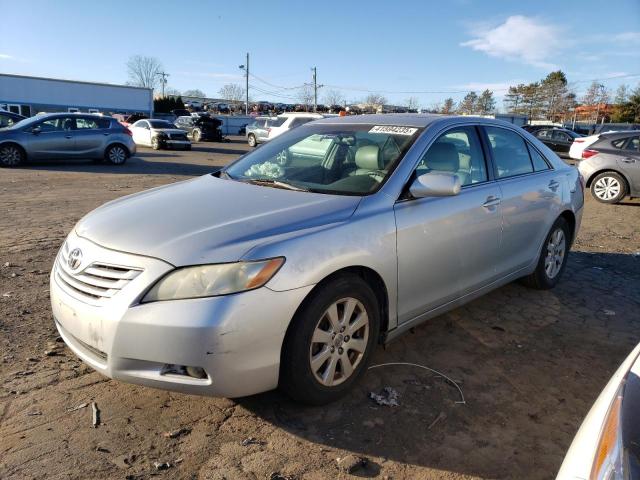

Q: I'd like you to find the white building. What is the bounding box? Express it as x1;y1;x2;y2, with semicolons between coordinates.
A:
0;73;153;117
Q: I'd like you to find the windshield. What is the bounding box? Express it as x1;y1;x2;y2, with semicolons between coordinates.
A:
149;120;176;129
224;123;422;195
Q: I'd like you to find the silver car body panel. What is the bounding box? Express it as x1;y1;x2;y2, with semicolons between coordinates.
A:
52;114;584;397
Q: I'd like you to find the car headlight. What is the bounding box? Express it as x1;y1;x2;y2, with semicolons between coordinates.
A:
591;382;625;480
142;257;284;302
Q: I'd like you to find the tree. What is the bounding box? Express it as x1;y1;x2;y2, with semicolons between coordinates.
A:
218;83;246;104
126;55;163;89
504;85;524;114
404;96;420;111
154;96;185;113
364;93;387;108
298;84;314;111
182;89;206;98
323;89;345;107
164;87;181;96
458;91;478;115
476;89;496;115
582;82;610;123
539;71;571;121
521;82;544;120
612;83;640;123
441;98;456;114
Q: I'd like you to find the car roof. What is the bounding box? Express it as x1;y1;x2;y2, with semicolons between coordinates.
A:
600;129;640;137
313;113;523;129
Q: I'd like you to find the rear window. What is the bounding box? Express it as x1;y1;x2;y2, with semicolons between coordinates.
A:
268;117;287;127
485;127;534;179
612;138;627;149
253;119;266;128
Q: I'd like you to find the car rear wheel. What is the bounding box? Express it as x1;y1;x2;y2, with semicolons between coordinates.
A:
105;144;128;165
248;134;257;147
0;144;25;167
591;172;627;204
280;274;379;405
192;129;201;142
521;216;570;290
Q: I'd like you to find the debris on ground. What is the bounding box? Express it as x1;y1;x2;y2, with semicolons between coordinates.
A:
153;461;172;470
3;262;10;267
604;309;616;316
269;472;295;480
67;402;88;412
26;411;42;416
369;386;400;407
428;411;447;430
112;454;136;469
336;454;367;473
162;427;191;439
491;325;506;332
95;446;110;453
241;437;264;446
91;402;100;428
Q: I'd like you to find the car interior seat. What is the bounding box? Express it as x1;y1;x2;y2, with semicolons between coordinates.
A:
419;142;468;186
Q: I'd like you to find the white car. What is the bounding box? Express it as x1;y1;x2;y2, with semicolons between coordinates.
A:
129;119;191;150
261;113;324;142
557;343;640;480
569;134;601;160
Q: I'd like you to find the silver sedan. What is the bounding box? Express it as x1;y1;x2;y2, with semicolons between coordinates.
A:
50;115;584;404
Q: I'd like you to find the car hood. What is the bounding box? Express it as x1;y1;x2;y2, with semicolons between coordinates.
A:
153;128;186;135
75;175;361;266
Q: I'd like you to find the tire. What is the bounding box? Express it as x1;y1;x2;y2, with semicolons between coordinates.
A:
0;144;25;167
280;274;380;405
590;171;627;204
521;217;571;290
248;134;257;147
105;144;128;165
151;137;160;150
192;129;201;142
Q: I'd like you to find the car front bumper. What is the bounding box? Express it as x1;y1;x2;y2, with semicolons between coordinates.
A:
50;232;313;398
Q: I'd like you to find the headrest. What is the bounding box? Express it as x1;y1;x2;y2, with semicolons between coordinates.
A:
424;142;459;172
355;145;382;170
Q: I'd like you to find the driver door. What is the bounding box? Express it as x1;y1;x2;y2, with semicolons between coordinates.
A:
131;120;152;146
25;116;77;159
394;126;502;323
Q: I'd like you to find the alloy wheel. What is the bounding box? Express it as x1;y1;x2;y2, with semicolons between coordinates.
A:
309;297;369;387
593;176;620;201
108;146;126;164
0;146;22;166
544;228;566;279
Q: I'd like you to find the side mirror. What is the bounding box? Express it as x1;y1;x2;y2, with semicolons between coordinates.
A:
409;172;461;198
31;126;41;135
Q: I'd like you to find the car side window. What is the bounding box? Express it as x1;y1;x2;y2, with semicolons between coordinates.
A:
138;121;149;130
0;115;16;127
537;129;551;139
485;127;534;179
625;136;639;151
76;118;99;129
552;130;569;142
415;126;487;187
527;144;551;171
612;138;627;149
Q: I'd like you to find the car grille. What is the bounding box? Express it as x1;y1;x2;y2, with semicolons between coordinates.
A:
54;244;143;305
169;133;188;140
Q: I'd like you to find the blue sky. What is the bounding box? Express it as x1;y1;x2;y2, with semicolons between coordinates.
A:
1;0;639;109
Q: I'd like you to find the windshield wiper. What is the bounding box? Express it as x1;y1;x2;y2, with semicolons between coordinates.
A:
245;179;309;192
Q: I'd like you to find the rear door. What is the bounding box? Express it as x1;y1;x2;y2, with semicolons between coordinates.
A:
482;126;563;276
74;116;110;157
551;130;572;156
394;125;502;323
617;136;640;192
25;116;77;159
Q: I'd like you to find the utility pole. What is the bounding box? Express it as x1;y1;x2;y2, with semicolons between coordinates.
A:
156;71;169;97
312;67;317;112
239;53;249;115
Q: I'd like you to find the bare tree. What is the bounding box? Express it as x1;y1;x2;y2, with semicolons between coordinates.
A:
164;87;181;96
298;84;314;111
405;96;420;111
365;93;387;108
582;82;610;123
218;83;246;105
323;89;345;107
126;55;163;89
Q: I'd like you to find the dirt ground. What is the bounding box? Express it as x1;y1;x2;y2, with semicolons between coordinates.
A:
1;138;639;480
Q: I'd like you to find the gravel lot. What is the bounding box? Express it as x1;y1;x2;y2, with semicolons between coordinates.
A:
1;138;639;480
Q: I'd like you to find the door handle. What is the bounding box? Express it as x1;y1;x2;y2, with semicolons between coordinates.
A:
622;158;636;164
548;180;560;191
65;135;73;139
103;132;110;136
482;196;501;208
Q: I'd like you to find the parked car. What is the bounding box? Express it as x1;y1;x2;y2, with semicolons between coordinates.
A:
129;119;191;150
245;116;280;146
112;113;147;127
557;343;640;480
521;124;556;134
0;113;135;167
533;128;583;158
171;109;191;118
569;133;601;160
594;123;640;135
577;131;639;203
0;110;26;128
50;115;583;404
174;115;223;142
258;112;324;143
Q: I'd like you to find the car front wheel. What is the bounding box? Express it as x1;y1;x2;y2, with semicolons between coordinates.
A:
151;137;161;150
192;129;201;142
0;144;25;167
280;274;379;405
591;172;627;204
248;134;257;147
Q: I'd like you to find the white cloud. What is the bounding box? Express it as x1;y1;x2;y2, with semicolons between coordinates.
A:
454;80;525;92
461;16;561;68
0;53;13;60
611;31;640;44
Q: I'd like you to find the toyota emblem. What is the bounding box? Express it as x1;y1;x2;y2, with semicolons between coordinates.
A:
67;248;83;270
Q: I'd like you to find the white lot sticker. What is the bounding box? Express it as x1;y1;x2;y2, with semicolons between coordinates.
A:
369;125;418;136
